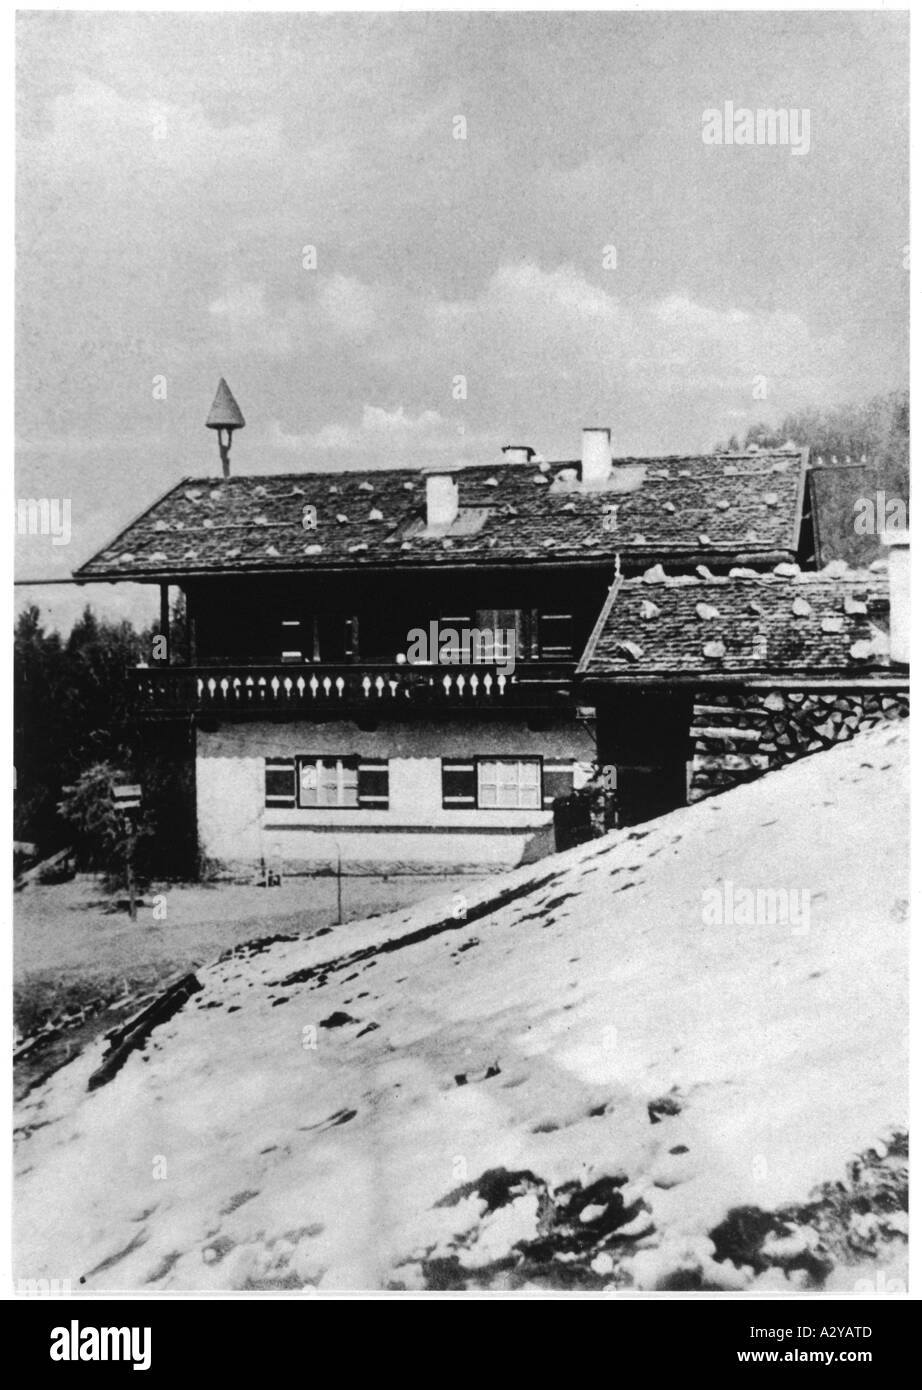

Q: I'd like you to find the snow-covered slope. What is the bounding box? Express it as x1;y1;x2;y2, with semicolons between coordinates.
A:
15;722;909;1292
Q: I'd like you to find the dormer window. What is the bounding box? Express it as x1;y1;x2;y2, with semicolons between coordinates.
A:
402;507;490;541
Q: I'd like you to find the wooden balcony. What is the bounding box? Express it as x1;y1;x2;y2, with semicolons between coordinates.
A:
131;662;577;719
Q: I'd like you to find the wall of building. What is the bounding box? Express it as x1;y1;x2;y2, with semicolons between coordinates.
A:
196;718;593;875
687;688;909;803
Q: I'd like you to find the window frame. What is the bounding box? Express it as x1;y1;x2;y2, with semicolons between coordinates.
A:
296;755;359;809
474;755;544;811
265;756;389;812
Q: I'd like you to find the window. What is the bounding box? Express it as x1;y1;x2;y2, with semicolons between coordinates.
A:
281;614;356;664
441;756;572;810
298;756;358;807
477;758;542;810
439;614;473;663
264;757;388;810
476;609;520;664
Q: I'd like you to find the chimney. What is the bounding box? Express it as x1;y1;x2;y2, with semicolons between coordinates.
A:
424;468;460;530
883;528;909;665
502;445;536;463
581;427;612;489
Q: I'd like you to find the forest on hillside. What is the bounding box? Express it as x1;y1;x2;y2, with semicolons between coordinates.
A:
716;390;909;565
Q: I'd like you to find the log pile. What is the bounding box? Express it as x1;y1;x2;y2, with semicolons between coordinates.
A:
688;689;909;803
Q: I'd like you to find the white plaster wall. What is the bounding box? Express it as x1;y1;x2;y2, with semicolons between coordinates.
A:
196;719;588;872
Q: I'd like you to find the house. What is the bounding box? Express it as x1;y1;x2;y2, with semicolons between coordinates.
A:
73;389;907;876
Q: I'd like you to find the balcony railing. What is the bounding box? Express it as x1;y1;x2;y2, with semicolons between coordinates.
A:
132;662;577;717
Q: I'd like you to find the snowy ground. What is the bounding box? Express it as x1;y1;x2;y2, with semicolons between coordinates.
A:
14;871;478;1097
14;723;908;1292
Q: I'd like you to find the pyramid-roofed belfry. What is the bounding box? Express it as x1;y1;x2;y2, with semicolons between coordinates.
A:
206;378;245;430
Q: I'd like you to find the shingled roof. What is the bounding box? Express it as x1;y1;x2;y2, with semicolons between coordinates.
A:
73;449;808;581
576;565;900;684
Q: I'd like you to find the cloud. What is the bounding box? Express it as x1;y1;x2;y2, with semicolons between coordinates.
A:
22;76;283;177
250;259;851;464
316;274;380;340
207;281;307;357
206;274;381;359
435;263;845;411
209;283;270;324
271;404;453;454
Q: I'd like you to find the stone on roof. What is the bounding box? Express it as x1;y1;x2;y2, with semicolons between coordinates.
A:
578;571;896;682
74;449;807;580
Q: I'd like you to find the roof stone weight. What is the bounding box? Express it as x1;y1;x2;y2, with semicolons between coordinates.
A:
73;448;810;581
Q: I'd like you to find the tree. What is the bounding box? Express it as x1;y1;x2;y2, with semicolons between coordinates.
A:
57;762;152;892
714;390;909;494
14;606;66;848
714;392;909;563
14;604;154;856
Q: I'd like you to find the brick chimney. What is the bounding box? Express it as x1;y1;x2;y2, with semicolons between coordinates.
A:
883;529;909;665
581;427;612;489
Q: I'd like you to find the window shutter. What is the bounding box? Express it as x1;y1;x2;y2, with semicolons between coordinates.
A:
265;758;296;808
542;760;574;807
281;619;303;663
537;613;574;658
357;758;389;809
442;759;476;808
440;613;473;663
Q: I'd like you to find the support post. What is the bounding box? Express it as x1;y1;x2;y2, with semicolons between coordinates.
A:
159;583;170;664
126;817;136;921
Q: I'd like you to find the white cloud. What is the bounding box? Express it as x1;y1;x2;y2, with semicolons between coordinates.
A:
23;77;283;177
258;260;850;462
418;262;845;412
206;281;307;357
209;283;270;324
316;274;381;340
270;404;452;454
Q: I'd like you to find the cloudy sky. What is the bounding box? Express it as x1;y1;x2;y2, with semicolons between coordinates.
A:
16;9;908;630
